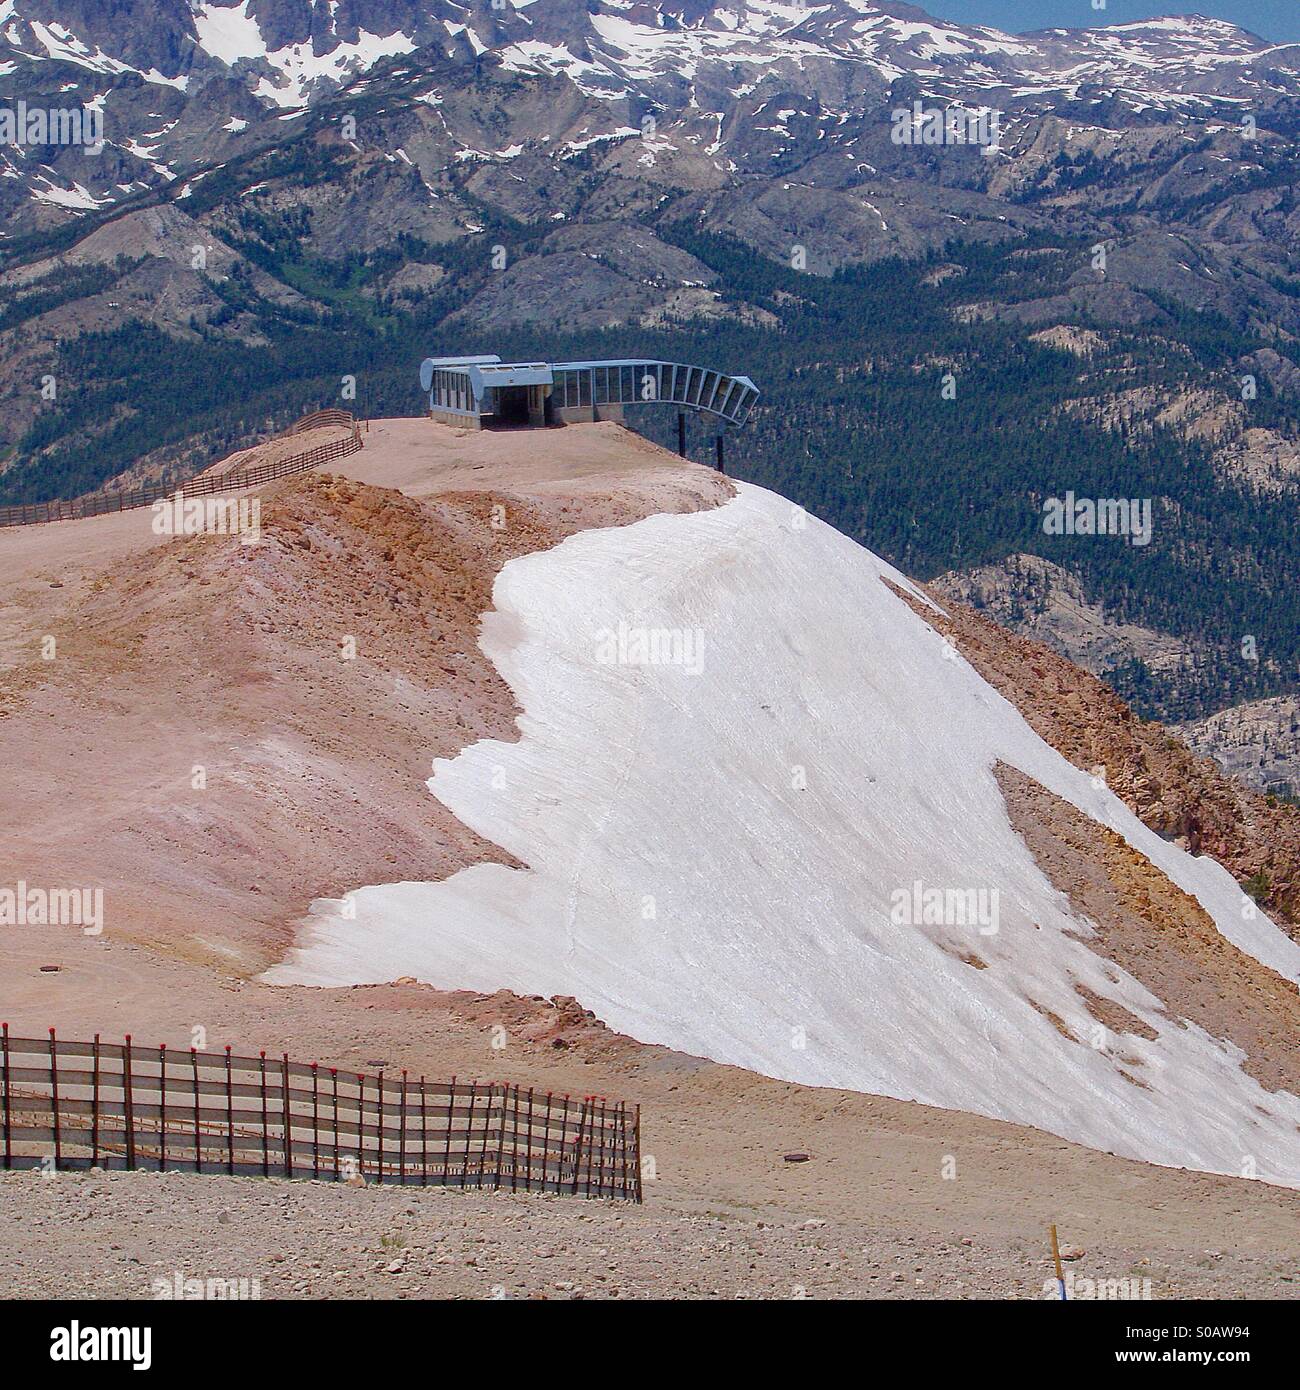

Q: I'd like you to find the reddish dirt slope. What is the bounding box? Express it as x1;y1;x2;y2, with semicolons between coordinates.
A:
0;421;730;973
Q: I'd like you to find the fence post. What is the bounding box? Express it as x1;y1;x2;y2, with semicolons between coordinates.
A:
445;1076;457;1188
91;1034;101;1167
225;1046;234;1175
586;1097;597;1198
330;1069;339;1180
620;1101;629;1202
282;1053;292;1178
522;1087;533;1194
509;1086;521;1193
259;1052;269;1177
634;1105;643;1203
478;1083;493;1189
591;1097;606;1198
541;1092;553;1193
420;1077;428;1187
492;1084;509;1192
571;1098;588;1196
158;1043;167;1171
311;1063;319;1181
123;1035;136;1170
191;1048;201;1174
465;1080;478;1189
595;1095;606;1195
376;1070;385;1186
0;1028;7;1167
49;1029;62;1170
398;1072;407;1184
357;1072;365;1182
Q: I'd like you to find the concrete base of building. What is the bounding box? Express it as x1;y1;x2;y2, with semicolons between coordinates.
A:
553;404;625;425
428;403;625;430
428;408;481;430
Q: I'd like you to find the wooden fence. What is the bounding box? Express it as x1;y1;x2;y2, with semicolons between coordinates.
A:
0;1027;641;1202
0;411;364;529
289;407;356;435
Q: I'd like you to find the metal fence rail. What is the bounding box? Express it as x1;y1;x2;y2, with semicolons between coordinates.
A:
0;1027;641;1202
0;411;363;529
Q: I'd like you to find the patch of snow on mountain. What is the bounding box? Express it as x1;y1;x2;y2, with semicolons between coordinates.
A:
27;20;129;76
254;31;417;107
30;176;110;209
193;1;267;64
268;483;1300;1187
499;38;630;99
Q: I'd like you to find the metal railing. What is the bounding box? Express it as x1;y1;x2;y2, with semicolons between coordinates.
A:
549;360;760;427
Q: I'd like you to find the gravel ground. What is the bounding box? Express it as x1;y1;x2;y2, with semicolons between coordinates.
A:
2;1169;1292;1301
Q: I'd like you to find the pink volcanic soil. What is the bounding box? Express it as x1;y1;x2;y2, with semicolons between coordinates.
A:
0;419;731;973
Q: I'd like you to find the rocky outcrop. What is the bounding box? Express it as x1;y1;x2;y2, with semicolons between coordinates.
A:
931;554;1198;680
997;762;1300;1095
1179;697;1300;799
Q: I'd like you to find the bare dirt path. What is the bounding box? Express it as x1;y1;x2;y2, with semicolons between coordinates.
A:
1;1162;1285;1301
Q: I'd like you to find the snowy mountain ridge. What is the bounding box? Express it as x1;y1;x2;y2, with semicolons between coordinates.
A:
1;1;1295;112
4;0;1297;249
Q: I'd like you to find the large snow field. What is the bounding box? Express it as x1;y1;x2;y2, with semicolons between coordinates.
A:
268;484;1300;1185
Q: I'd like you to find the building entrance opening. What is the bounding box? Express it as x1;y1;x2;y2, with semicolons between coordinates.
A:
492;385;531;426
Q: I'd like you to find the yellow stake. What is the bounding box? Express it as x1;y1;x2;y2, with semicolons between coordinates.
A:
1050;1224;1067;1300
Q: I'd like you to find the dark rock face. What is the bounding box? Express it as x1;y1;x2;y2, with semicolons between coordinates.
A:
9;0;200;78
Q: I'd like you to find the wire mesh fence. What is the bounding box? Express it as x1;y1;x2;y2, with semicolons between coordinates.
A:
0;411;363;528
0;1027;641;1202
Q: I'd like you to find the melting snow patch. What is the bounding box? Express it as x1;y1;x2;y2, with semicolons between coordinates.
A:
193;1;266;64
30;178;109;209
269;484;1300;1186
